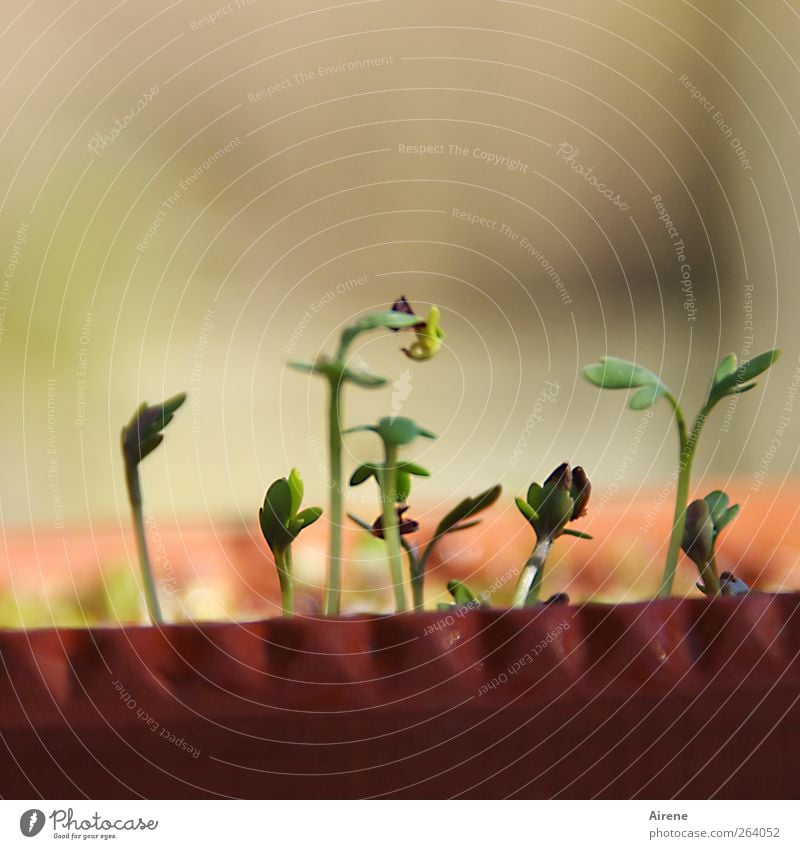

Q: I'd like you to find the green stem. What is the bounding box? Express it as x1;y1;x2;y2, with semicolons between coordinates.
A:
125;466;163;625
659;396;708;598
409;541;427;612
511;538;552;608
324;376;344;615
699;552;721;596
276;548;295;615
381;443;407;612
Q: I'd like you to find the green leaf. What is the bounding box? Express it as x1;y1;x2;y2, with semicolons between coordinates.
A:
343;424;379;435
442;519;481;534
447;579;478;606
712;349;781;398
526;482;544;510
703;490;729;525
735;349;781;383
397;461;431;477
434;485;502;538
582;357;662;390
288;506;323;536
376;416;436;446
394;470;411;503
629;383;666;410
288;468;304;516
561;528;593;540
340;366;388;388
515;496;538;524
266;478;293;525
350;464;378;486
121;393;186;468
259;481;293;554
715;504;740;534
713;353;738;385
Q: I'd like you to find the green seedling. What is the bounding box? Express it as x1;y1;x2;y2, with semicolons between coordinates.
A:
512;463;592;607
258;469;322;616
288;297;441;615
121;392;186;625
583;350;780;597
346;416;435;612
350;484;501;610
436;579;486;611
681;490;739;595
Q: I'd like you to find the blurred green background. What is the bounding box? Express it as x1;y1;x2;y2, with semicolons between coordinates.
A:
1;1;798;624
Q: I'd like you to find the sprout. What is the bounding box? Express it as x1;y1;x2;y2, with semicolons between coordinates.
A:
258;469;322;615
512;463;592;606
583;349;780;596
287;298;436;615
681;490;740;595
346;416;435;611
121;393;186;625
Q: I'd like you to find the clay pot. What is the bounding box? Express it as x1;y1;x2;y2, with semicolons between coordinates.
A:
1;592;798;798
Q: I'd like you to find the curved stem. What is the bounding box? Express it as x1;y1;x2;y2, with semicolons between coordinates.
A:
324;377;344;615
125;466;163;625
381;443;407;612
276;548;295;616
511;538;552;608
699;552;721;595
659;395;708;598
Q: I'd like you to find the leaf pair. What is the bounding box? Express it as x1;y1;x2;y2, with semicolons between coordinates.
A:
582;357;669;411
346;416;436;447
121;393;187;468
707;350;780;407
433;484;502;540
682;490;739;572
286;357;388;389
583;349;780;413
437;579;485;610
350;459;430;504
259;469;322;555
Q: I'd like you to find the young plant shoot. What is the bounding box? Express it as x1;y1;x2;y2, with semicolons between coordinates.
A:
681;490;739;596
583;350;780;597
121;393;186;625
287;298;443;615
258;469;322;616
350;484;502;611
346;416;435;612
512;463;592;606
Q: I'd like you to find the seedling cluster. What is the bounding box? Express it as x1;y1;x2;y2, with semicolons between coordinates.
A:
120;299;780;623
